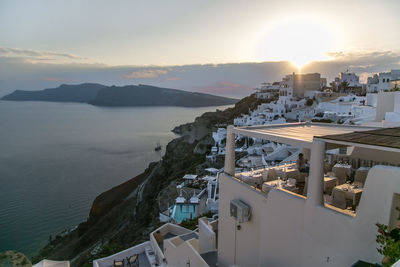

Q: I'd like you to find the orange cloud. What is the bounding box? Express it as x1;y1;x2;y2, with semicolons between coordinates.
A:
122;69;169;79
40;77;75;82
164;77;181;81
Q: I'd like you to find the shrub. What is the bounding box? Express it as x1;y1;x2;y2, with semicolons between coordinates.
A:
376;223;400;266
180;211;215;230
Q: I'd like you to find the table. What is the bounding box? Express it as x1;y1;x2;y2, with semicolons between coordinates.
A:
240;173;263;187
262;166;299;181
332;164;352;184
282;167;299;179
332;183;363;207
303;176;338;195
262;180;297;194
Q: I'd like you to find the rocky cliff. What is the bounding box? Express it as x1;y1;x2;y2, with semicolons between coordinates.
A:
32;94;267;266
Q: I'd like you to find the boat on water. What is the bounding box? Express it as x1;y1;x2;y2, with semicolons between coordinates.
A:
155;141;161;151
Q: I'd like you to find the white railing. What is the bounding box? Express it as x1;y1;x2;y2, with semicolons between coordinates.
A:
150;223;193;264
93;241;150;267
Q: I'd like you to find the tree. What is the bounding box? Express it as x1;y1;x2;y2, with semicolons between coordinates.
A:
339;81;349;92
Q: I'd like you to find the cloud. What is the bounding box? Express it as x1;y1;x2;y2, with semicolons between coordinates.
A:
0;47;89;63
1;48;400;98
302;50;400;82
196;81;251;97
40;77;76;82
164;77;181;81
122;69;169;79
325;50;400;67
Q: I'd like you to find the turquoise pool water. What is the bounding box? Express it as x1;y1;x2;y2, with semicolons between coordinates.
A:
171;204;197;223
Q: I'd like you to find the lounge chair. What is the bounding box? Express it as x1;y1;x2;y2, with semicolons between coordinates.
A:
113;259;124;267
127;254;138;267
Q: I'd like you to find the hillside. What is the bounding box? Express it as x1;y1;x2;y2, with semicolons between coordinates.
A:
31;94;265;266
2;83;238;107
90;84;238;107
1;83;105;103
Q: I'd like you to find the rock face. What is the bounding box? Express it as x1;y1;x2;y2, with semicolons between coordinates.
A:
33;94;263;266
1;83;105;103
0;251;31;267
2;83;238;107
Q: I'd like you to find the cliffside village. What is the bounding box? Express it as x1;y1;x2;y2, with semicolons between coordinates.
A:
43;69;400;267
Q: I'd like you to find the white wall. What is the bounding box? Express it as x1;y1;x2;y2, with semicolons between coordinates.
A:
150;223;192;264
199;218;217;253
164;236;209;267
93;242;149;267
375;91;395;121
218;165;400;267
394;91;400;113
366;93;377;107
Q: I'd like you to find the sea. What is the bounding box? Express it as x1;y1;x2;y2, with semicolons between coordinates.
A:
0;100;229;257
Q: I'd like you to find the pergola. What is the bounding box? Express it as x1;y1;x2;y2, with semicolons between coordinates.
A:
224;122;386;207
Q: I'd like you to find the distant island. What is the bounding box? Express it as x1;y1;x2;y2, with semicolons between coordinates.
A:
1;83;238;107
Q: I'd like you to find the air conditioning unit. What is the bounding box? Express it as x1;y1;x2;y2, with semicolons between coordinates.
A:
230;199;251;223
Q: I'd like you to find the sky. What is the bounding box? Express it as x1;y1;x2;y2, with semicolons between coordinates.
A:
0;0;399;98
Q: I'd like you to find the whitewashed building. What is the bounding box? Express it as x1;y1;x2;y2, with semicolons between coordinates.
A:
367;69;400;93
336;72;361;87
219;123;400;267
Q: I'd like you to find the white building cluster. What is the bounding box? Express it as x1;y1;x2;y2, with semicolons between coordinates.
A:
367;69;400;93
88;69;400;267
334;72;361;87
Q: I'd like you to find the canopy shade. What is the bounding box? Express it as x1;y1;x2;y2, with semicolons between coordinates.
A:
320;127;400;152
232;123;378;149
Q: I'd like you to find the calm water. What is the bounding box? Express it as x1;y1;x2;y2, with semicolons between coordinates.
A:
0;100;227;257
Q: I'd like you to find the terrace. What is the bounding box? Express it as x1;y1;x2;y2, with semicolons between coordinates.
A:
218;122;400;266
92;241;152;267
225;122;390;213
157;219;218;267
149;223;193;264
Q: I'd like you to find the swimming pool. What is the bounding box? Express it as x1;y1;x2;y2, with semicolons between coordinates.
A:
171;204;197;223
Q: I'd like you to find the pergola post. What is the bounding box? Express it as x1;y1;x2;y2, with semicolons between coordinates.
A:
307;139;325;206
224;125;236;176
302;147;311;161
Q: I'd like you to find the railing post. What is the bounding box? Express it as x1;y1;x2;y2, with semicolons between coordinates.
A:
224;125;236;176
307;139;325;206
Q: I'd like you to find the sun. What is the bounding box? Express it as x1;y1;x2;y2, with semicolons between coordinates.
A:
254;17;339;68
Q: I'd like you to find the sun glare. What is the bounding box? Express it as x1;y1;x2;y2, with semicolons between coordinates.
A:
255;17;339;69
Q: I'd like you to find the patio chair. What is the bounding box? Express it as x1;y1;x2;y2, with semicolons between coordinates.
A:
324;162;332;173
296;171;307;183
354;171;367;187
332;189;347;209
113;259;124;267
267;168;277;182
333;168;347;185
127;254;139;267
